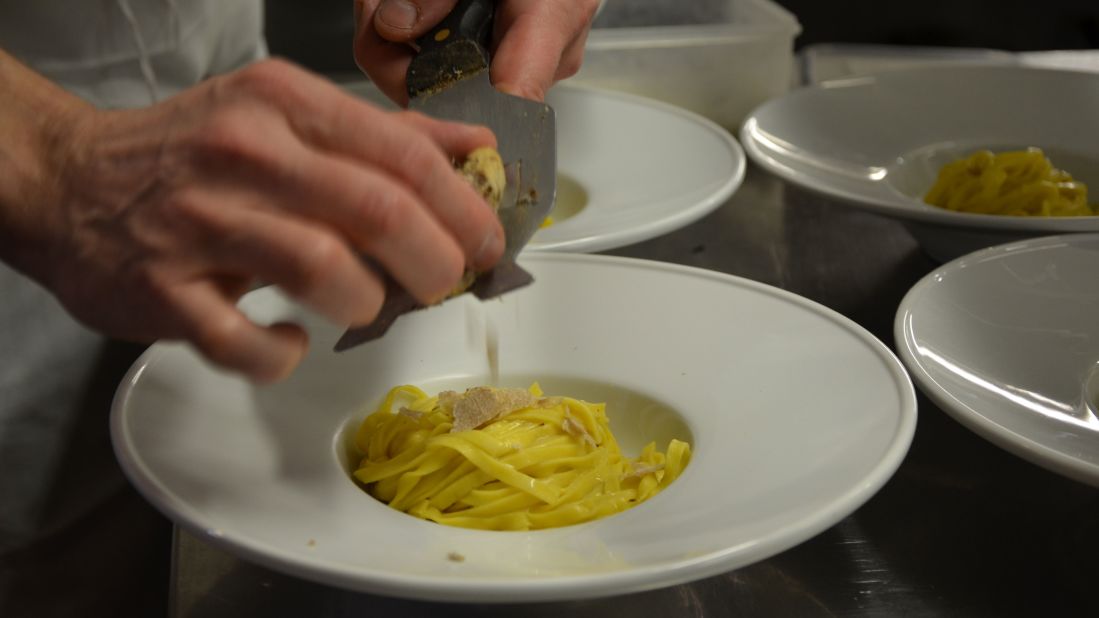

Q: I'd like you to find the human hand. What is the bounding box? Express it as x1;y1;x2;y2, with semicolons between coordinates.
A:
353;0;602;104
7;58;504;382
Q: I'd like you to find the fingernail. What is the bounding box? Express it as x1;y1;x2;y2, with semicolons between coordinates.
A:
377;0;420;31
496;82;522;97
474;226;505;269
496;81;546;102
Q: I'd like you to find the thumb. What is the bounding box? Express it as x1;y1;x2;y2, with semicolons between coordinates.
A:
373;0;460;43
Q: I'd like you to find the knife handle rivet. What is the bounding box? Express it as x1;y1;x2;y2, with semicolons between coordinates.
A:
434;28;451;42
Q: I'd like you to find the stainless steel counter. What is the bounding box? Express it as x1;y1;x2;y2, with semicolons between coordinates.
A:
166;166;1099;617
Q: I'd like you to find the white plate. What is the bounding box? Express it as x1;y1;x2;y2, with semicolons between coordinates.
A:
343;81;745;253
740;66;1099;262
112;253;915;602
896;234;1099;486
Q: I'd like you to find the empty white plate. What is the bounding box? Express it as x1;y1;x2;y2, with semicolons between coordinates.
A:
112;253;915;602
741;66;1099;262
896;233;1099;486
344;81;745;253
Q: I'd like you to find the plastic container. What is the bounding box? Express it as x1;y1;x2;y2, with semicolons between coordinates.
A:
568;0;801;130
799;43;1015;85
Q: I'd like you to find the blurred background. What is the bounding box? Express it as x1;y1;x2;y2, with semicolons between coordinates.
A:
265;0;1099;75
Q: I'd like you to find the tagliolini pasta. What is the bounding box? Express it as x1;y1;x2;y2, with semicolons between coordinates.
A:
352;384;691;531
923;148;1096;217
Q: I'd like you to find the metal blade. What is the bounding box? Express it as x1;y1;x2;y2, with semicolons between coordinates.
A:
411;71;556;261
332;260;533;351
334;157;535;351
334;71;554;352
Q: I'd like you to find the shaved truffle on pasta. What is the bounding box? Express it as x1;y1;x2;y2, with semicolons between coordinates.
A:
440;386;539;433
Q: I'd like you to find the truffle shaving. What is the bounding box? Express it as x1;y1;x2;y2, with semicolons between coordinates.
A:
626;462;666;479
562;413;597;448
443;387;537;433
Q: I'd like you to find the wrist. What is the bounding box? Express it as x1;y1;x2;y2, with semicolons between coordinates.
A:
0;49;93;285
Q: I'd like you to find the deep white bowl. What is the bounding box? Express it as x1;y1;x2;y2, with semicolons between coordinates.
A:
896;233;1099;486
112;253;916;602
740;65;1099;262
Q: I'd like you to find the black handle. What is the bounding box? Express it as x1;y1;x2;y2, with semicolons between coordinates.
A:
406;0;495;99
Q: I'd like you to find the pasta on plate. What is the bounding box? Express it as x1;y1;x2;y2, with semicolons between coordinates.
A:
352;384;691;531
923;148;1096;217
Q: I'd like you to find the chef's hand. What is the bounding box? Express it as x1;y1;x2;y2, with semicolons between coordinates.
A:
0;53;504;382
353;0;602;104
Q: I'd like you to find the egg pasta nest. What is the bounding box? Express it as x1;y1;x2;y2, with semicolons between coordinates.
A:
923;148;1096;217
352;384;691;531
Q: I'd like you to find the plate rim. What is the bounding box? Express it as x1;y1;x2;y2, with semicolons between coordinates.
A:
739;64;1099;232
893;232;1099;487
112;252;917;602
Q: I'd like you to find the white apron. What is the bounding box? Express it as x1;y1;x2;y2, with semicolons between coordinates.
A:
0;0;267;589
0;0;266;108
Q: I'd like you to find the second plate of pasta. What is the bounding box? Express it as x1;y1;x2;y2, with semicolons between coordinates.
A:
740;65;1099;261
111;253;916;602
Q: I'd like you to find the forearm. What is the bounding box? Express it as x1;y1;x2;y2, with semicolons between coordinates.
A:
0;48;91;282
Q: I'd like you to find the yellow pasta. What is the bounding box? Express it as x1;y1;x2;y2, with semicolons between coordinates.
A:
923;148;1096;217
352;384;691;531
